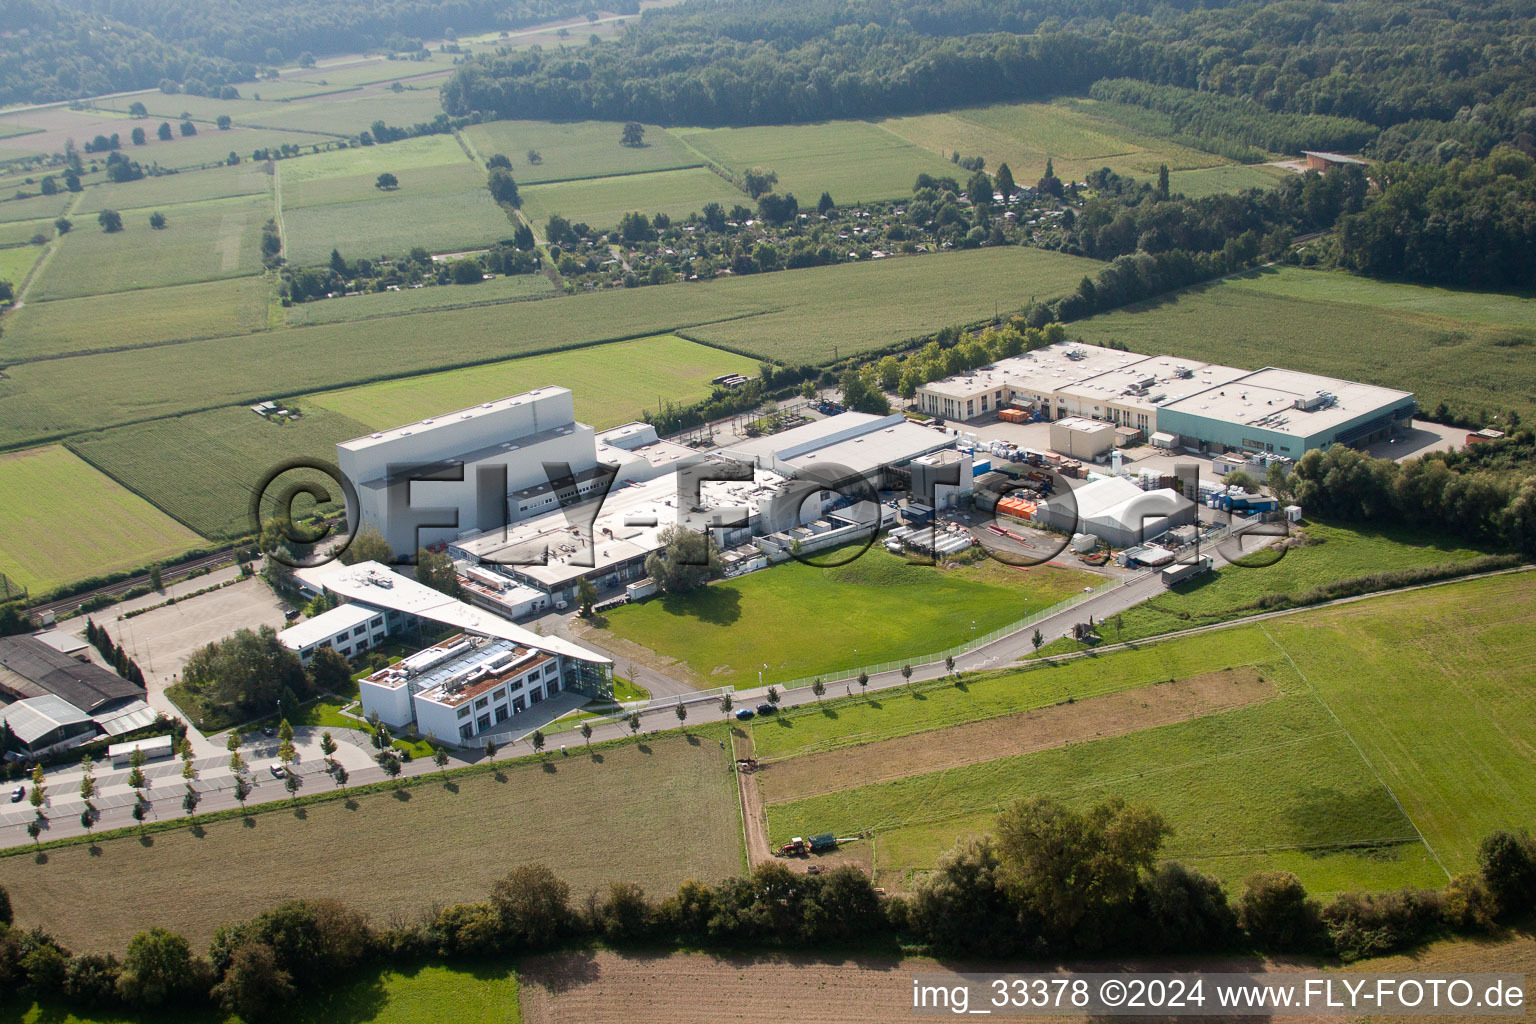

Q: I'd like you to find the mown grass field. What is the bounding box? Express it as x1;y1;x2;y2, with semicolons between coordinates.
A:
748;629;1285;760
1041;519;1500;653
762;572;1536;895
0;445;203;590
31;194;270;300
0;246;1092;448
520;167;745;235
75;161;271;214
0;732;741;954
243;88;449;136
1167;163;1291;198
12;961;521;1024
310;334;757;430
679;245;1102;363
598;546;1096;689
879;99;1229;185
675;121;959;203
67;405;373;540
1072;266;1536;422
284;273;555;325
106;126;336;171
3;276;270;360
464;120;702;184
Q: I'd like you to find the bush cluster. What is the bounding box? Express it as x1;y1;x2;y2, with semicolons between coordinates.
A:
4;799;1534;1019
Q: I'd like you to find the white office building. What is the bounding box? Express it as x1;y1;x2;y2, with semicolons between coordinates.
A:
277;603;389;665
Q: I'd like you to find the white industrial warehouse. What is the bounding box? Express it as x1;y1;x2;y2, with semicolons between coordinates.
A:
915;340;1415;455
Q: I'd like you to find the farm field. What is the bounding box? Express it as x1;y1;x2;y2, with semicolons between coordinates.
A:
243;88;449;136
1042;519;1501;652
74;161;271;214
31;193;270;300
278;134;471;187
463;120;702;184
0;218;55;246
0;733;741;954
284;186;511;264
284;273;555;325
1071;266;1536;422
679;245;1102;363
67;405;374;539
879;99;1229;185
594;546;1097;689
0;242;41;288
761;573;1536;895
2;275;270;360
675;121;959;203
519;938;1536;1024
0;445;203;592
0;191;70;223
310;334;757;431
520;167;745;235
749;628;1290;760
0;246;1093;447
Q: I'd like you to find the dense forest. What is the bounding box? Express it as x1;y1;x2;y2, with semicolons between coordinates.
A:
58;0;617;65
0;0;606;105
443;0;1536;146
1336;149;1536;290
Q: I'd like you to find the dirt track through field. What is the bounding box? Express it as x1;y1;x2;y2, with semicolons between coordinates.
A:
757;668;1275;805
517;939;1536;1024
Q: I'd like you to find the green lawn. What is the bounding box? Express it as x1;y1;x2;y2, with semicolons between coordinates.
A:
11;960;521;1023
599;546;1097;689
464;119;703;184
675;121;960;203
310;333;757;430
3;276;270;360
67;405;373;540
1071;266;1536;423
520;166;745;235
0;444;205;592
1041;519;1501;653
765;571;1536;895
75;162;272;214
284;273;555;325
32;194;271;300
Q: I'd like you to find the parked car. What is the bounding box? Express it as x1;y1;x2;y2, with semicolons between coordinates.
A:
9;785;24;803
734;708;755;720
756;703;778;715
268;764;286;779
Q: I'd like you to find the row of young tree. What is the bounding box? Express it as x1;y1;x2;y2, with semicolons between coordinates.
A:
1088;79;1379;158
4;796;1535;1020
82;619;146;688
